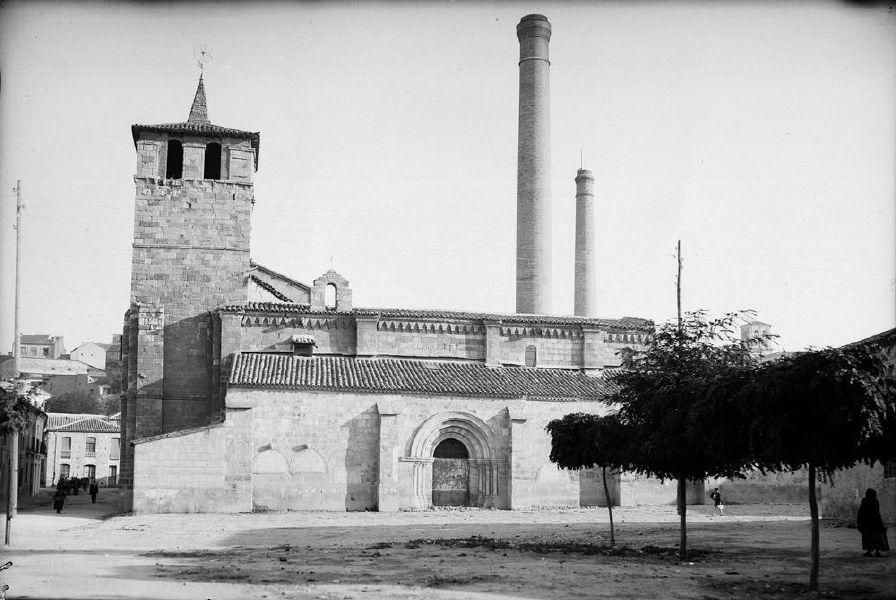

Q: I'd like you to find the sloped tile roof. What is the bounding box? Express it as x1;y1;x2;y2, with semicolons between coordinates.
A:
249;275;293;302
249;260;311;292
218;302;653;332
229;353;615;401
21;334;56;344
46;413;120;433
0;357;89;378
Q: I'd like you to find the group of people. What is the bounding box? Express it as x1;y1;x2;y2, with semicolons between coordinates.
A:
51;477;100;514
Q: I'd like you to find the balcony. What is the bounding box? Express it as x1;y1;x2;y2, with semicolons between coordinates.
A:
86;451;96;458
61;451;71;459
110;454;119;461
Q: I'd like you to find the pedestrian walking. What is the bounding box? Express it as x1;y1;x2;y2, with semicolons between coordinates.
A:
857;488;889;557
89;481;99;504
52;488;66;514
709;487;725;516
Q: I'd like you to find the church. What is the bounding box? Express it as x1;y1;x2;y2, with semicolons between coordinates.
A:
119;15;688;513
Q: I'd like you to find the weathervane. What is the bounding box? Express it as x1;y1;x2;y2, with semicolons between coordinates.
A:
195;45;213;74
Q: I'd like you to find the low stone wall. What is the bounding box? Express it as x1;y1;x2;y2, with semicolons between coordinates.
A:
821;463;895;525
132;421;249;513
619;474;704;506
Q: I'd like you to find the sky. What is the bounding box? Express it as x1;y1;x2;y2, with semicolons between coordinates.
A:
0;0;893;355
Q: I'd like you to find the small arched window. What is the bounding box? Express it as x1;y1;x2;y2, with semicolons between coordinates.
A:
165;139;183;179
204;142;222;180
524;345;537;367
324;283;337;309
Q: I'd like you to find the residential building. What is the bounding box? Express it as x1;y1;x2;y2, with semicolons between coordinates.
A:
70;342;111;370
15;335;66;359
43;413;121;486
0;382;48;501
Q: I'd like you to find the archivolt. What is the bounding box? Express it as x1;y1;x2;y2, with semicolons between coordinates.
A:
408;411;497;461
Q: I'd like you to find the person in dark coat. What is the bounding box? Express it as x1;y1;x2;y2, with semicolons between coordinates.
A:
857;488;889;557
52;488;67;514
89;481;99;504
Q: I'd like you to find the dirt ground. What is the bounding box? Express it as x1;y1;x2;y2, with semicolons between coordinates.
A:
1;490;892;600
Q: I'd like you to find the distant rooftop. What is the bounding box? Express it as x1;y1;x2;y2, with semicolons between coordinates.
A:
46;413;120;433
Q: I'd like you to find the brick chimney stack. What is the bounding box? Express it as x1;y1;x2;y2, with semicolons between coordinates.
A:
573;168;596;316
515;14;552;315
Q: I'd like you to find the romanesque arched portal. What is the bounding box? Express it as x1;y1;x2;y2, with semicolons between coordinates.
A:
406;412;505;509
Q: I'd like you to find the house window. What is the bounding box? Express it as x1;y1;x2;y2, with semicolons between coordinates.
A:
524;345;537;368
165;139;183;179
109;465;117;486
61;436;71;459
204;142;222;180
110;438;120;461
85;465;96;480
59;464;70;479
86;437;96;458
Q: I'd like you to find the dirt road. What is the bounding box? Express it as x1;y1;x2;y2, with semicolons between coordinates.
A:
1;490;892;599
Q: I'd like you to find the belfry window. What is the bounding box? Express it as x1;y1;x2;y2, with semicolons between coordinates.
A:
165;139;183;179
204;142;222;180
325;283;337;309
524;345;537;367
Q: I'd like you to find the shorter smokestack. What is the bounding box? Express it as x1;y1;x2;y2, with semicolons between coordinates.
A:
573;168;596;316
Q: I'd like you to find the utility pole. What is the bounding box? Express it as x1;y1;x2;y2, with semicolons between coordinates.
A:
676;240;682;332
675;239;686;559
5;180;23;546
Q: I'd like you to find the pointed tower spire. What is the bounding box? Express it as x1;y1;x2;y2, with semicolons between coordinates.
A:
187;74;209;123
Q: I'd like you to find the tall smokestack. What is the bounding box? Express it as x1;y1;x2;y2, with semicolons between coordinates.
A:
573;168;596;316
515;14;552;314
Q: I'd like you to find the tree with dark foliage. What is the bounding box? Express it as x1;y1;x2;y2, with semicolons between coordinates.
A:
739;344;895;590
546;413;631;546
607;311;764;559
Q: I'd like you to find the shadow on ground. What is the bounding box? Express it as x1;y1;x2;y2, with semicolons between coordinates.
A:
109;521;891;600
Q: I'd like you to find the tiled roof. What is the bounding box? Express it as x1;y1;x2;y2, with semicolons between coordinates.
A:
21;334;56;344
218;302;653;332
249;275;293;302
0;357;89;378
229;353;615;401
46;413;120;433
249;261;311;292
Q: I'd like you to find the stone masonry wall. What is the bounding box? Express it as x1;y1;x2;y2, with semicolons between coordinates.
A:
238;317;357;356
368;328;485;360
129;384;708;513
498;334;582;368
131;177;253;433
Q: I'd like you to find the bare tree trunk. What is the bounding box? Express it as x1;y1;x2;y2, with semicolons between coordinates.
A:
602;465;615;547
678;476;687;560
808;463;819;591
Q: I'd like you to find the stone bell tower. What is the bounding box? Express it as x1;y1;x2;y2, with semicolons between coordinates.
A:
120;75;260;495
